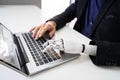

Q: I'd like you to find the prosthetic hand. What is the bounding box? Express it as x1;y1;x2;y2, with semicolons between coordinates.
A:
42;38;97;56
43;38;83;55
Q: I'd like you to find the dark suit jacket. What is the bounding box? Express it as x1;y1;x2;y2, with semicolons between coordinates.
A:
49;0;120;66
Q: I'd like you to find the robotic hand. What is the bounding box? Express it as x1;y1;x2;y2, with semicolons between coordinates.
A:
42;38;84;56
42;38;97;56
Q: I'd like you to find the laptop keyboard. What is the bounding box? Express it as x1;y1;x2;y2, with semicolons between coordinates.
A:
22;33;61;66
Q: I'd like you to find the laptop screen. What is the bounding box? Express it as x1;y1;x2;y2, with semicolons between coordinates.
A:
0;23;21;69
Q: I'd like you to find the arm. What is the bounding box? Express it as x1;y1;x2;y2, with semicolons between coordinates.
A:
43;38;120;66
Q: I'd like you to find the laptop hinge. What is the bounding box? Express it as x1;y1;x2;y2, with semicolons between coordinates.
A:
13;34;29;67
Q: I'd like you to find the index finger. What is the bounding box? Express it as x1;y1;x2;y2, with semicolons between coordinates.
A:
29;27;35;32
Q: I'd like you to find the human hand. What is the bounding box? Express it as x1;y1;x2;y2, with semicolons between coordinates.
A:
30;21;57;40
42;38;83;55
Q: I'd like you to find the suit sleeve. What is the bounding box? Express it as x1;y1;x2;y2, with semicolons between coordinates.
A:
47;2;77;30
89;40;120;66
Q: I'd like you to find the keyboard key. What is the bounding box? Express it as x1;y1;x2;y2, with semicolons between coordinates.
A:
48;58;53;62
35;62;39;66
44;59;49;63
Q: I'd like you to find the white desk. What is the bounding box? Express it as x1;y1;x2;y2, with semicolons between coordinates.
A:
0;5;120;80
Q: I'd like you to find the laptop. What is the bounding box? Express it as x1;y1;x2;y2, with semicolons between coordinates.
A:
0;23;80;76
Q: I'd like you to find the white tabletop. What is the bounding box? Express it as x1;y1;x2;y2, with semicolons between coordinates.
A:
0;5;120;80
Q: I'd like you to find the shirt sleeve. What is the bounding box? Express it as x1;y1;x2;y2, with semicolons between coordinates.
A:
83;44;97;56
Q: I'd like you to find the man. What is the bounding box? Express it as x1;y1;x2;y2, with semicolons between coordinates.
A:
30;0;120;66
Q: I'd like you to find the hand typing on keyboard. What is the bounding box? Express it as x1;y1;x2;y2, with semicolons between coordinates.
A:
42;39;64;57
42;38;84;54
